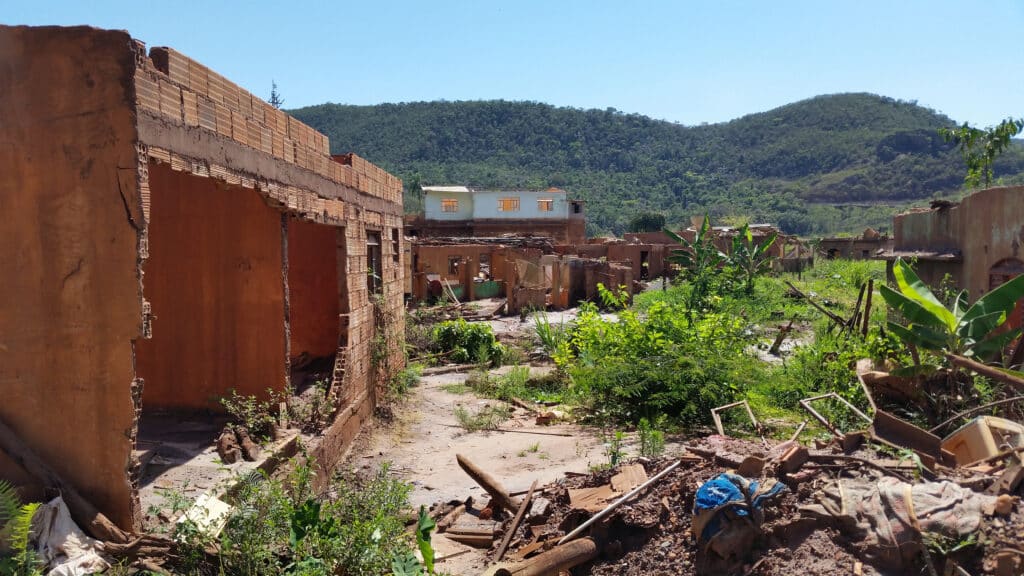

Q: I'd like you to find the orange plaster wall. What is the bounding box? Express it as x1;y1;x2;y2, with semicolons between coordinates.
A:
287;218;341;360
0;26;142;529
136;165;287;410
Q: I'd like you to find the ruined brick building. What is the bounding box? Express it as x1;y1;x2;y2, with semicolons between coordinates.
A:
0;26;405;531
881;186;1024;326
405;186;586;244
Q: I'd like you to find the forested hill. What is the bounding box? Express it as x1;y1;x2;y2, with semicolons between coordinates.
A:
290;93;1024;236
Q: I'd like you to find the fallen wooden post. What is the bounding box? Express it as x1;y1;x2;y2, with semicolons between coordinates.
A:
493;480;537;563
508;397;539;414
443;425;574;437
768;319;794;356
436;503;467;533
493;537;598;576
784;280;847;326
947;354;1024;393
456;454;522;514
558;459;682;545
0;415;131;543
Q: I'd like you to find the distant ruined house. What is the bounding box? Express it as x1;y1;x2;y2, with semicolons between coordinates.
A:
880;186;1024;326
405;186;586;244
819;229;893;260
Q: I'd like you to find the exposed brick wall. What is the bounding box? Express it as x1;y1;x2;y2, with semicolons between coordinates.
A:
0;25;407;532
136;47;402;205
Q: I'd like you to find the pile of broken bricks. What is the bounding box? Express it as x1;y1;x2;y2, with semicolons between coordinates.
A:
215;426;261;464
427;410;1024;576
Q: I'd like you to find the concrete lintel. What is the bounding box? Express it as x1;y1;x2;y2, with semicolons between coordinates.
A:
136;111;401;217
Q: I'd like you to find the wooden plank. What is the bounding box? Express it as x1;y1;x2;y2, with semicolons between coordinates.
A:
568;485;618;513
494;480;537;562
610;464;647;493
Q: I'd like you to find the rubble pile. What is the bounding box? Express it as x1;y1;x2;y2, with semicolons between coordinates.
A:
433;429;1024;576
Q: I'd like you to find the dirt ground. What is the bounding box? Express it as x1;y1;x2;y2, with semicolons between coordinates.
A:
343;365;616;574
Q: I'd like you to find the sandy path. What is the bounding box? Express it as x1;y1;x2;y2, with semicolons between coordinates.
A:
343;366;611;573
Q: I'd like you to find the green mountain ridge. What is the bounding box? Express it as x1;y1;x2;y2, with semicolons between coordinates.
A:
290;93;1024;236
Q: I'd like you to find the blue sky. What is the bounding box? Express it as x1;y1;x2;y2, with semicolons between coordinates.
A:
6;1;1023;127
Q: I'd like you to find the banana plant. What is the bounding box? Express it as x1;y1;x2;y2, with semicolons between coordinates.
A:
664;215;724;314
878;258;1024;364
727;224;777;294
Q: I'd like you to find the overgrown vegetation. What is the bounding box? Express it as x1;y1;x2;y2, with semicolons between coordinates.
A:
431;319;505;365
168;456;417;576
555;285;753;425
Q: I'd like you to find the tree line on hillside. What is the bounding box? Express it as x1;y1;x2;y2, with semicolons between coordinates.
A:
290;93;1024;236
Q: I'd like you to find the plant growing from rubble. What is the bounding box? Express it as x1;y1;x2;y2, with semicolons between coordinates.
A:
638;416;667;457
211;459;414;576
220;388;287;442
879;258;1024;366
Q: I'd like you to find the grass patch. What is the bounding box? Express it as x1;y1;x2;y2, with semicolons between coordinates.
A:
466;368;569;405
453;404;512;432
441;382;472;395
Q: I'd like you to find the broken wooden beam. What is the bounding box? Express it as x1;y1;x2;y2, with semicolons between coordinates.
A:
493;480;537;563
456;454;522;514
784;280;847;326
436;503;467;533
0;415;131;543
848;282;866;334
768;319;794;356
493;537;598;576
946;354;1024;393
444;523;496;548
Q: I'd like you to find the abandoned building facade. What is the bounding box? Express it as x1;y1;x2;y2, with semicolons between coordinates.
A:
818;229;893;260
406;186;586;244
883;187;1024;299
0;26;405;532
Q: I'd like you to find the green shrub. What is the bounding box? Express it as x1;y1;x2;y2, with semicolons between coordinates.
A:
557;300;750;425
216;459;413;576
431;319;504;365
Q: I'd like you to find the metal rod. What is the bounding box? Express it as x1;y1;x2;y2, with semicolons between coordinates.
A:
928;395;1024;434
557;459;682;546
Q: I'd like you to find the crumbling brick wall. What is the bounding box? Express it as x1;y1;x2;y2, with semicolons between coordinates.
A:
0;25;405;532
